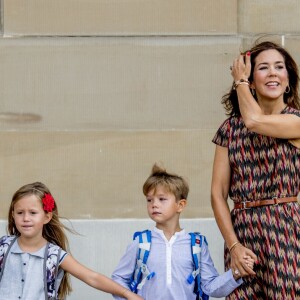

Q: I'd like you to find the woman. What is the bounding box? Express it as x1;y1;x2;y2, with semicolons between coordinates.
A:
211;40;300;299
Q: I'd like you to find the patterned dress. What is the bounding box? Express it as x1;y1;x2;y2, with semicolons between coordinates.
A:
212;106;300;300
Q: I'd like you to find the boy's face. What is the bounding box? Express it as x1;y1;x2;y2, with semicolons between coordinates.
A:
146;186;186;226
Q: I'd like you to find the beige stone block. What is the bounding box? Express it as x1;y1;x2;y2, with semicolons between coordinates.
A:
238;35;300;68
0;130;218;219
0;37;240;131
3;0;237;36
282;36;300;64
239;0;300;34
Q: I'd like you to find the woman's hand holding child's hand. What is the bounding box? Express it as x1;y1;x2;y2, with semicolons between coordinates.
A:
232;254;255;280
230;243;257;280
243;255;255;270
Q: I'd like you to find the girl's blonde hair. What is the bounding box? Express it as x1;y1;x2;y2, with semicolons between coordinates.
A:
143;163;189;201
8;182;72;299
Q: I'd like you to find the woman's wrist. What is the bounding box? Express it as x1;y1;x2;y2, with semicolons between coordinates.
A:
228;241;240;253
233;79;250;90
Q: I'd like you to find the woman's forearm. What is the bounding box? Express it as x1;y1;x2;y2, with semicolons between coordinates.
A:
211;195;238;248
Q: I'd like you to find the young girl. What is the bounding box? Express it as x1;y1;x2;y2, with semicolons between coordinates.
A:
0;182;143;300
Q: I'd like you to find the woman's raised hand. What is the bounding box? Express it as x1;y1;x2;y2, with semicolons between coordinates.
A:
231;52;252;82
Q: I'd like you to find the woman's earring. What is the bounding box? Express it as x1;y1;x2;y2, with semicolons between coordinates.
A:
285;85;290;93
251;88;256;96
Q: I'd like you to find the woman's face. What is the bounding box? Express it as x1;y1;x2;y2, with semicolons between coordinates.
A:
251;49;289;102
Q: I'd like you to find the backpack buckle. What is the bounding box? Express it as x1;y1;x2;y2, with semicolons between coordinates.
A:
130;281;138;292
187;268;199;284
141;263;148;274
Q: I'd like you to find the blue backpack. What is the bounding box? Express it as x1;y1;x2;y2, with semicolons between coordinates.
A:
0;235;62;300
129;230;209;300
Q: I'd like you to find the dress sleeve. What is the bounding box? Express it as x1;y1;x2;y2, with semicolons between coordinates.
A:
200;241;242;297
285;107;300;118
111;239;139;300
212;118;230;147
286;108;300;149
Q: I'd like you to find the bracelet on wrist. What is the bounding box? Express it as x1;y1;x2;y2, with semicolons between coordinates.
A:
233;79;250;90
229;241;240;252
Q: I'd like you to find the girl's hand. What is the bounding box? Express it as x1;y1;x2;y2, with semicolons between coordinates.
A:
230;243;257;280
127;294;144;300
231;52;251;82
122;289;144;300
126;294;144;300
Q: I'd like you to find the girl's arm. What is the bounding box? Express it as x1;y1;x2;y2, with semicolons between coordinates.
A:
211;145;257;276
232;54;300;139
60;255;143;300
111;240;139;291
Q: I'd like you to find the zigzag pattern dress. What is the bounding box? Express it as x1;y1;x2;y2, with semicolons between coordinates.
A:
212;106;300;300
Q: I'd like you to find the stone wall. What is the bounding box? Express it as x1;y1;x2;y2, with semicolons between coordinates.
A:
1;1;300;299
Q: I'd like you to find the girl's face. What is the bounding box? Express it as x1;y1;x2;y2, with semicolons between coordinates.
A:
13;194;51;239
251;49;289;102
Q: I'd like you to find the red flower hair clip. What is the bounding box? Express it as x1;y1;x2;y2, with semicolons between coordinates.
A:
42;193;55;212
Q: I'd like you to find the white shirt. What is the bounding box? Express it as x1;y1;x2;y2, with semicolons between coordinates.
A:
112;228;242;300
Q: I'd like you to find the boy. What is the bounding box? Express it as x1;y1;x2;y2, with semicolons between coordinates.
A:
112;164;254;299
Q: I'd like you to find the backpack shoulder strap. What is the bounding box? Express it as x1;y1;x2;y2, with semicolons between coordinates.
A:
187;232;209;300
44;242;61;300
0;236;17;282
130;230;155;293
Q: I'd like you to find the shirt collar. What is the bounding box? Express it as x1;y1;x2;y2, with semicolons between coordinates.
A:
10;238;46;258
153;226;186;239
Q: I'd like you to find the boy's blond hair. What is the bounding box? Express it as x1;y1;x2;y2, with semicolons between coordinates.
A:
143;163;189;201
